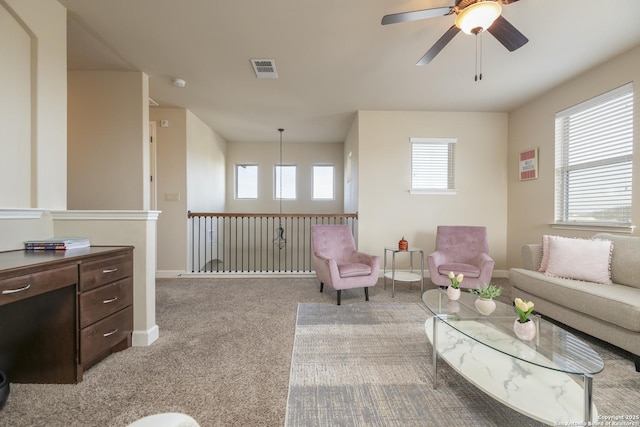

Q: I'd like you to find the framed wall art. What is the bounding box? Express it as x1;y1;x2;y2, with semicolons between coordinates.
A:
519;148;538;180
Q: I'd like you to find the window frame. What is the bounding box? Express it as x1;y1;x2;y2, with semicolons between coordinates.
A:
235;163;258;200
274;164;297;200
409;137;457;195
554;82;634;231
311;164;335;200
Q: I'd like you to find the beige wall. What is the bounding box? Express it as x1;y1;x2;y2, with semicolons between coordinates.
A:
0;211;53;252
507;45;640;267
0;0;67;212
67;71;149;210
150;108;228;273
344;114;359;214
355;110;509;272
150;108;187;272
0;5;30;207
0;0;66;250
187;109;226;213
225;141;344;213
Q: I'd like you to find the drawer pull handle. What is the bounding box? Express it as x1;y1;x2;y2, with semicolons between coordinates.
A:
2;284;31;295
102;296;118;304
103;329;118;337
103;268;118;274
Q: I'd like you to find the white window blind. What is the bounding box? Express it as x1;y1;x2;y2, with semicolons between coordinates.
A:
554;83;634;226
410;137;456;193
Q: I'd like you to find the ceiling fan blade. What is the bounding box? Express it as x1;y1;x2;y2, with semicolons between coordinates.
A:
487;15;528;52
381;7;452;25
416;25;461;65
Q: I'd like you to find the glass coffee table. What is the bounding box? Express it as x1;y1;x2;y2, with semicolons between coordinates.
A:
422;289;604;426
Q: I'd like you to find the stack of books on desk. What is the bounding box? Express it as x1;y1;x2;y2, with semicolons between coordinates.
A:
24;237;90;251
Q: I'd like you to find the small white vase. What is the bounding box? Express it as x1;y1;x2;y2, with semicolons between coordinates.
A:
474;298;496;316
446;286;461;301
513;318;536;341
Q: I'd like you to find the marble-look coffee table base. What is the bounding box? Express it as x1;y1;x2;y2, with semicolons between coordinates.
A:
426;317;597;426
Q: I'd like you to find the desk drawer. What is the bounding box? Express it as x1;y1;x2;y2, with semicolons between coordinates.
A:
0;265;77;306
79;277;133;328
80;305;133;365
80;254;132;291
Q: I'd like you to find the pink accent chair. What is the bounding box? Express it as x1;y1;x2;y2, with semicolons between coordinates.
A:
311;224;380;305
427;225;495;289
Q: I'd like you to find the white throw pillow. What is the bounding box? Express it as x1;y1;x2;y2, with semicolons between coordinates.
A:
545;236;613;284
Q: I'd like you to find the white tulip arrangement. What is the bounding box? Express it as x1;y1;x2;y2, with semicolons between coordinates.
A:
448;271;464;289
514;297;535;323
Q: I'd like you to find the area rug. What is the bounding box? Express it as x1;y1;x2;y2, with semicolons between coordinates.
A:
284;303;547;427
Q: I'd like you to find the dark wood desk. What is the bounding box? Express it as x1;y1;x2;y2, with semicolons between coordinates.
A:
0;246;133;384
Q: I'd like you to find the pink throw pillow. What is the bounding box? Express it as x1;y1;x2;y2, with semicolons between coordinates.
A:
537;235;550;272
544;236;613;284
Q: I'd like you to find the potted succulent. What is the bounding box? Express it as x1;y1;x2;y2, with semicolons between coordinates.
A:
513;297;536;340
470;283;503;315
446;271;463;301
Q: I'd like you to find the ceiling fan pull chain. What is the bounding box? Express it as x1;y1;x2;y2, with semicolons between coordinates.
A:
479;31;483;81
475;32;483;81
474;33;478;81
474;32;484;81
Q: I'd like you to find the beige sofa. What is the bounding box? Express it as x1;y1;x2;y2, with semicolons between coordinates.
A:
510;233;640;371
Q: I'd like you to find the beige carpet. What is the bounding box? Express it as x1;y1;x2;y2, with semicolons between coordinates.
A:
0;277;638;426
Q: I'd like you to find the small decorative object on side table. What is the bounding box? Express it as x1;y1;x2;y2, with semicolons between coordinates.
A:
398;236;408;251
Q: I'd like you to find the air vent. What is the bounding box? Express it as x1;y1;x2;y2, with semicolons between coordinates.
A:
250;59;279;79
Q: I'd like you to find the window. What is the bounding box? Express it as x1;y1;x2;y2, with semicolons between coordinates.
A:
275;165;296;199
410;137;456;194
236;164;258;199
555;83;634;227
312;165;334;199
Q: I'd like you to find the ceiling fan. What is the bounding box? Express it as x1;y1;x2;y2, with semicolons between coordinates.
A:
382;0;528;66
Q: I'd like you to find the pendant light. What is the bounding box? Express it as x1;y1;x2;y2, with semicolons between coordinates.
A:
274;128;287;250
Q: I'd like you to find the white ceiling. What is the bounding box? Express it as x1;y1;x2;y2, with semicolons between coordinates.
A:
59;0;640;144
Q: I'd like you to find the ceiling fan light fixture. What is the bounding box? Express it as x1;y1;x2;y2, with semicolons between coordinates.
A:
455;1;502;35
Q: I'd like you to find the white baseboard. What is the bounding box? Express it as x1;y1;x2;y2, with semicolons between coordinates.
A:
493;269;509;279
132;324;159;346
156;270;185;278
378;269;510;279
163;269;510;280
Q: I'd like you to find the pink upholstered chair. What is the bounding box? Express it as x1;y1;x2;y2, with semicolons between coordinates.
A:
427;225;494;289
311;224;380;305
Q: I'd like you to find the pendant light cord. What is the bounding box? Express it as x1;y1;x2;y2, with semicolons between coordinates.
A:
275;128;287;249
278;128;284;224
278;128;284;232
